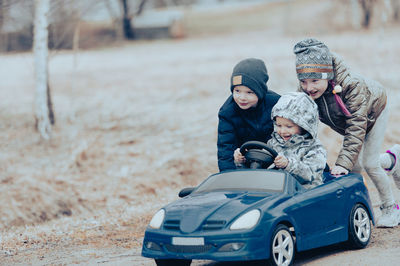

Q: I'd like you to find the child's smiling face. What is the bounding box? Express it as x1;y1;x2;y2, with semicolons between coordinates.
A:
232;85;258;110
300;79;329;100
275;116;303;141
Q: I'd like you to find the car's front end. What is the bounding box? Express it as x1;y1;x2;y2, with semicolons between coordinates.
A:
143;220;271;261
142;204;281;261
142;170;289;262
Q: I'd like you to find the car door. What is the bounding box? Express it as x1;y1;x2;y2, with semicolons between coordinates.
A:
288;180;347;251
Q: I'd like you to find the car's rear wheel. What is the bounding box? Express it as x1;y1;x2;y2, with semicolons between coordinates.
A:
348;203;371;249
269;224;294;266
155;259;192;266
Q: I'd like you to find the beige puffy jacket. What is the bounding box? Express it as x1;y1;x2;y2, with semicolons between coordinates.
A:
298;53;387;171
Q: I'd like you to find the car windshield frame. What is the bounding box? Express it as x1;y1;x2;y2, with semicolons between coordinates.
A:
193;169;286;194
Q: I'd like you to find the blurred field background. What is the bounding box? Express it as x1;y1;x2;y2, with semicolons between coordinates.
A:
1;0;400;264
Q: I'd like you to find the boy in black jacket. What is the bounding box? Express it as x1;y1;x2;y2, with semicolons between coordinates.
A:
217;58;280;171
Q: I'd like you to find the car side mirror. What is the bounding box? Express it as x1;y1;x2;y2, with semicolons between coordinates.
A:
178;187;195;198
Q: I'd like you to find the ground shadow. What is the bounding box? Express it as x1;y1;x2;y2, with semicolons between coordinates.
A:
192;242;347;265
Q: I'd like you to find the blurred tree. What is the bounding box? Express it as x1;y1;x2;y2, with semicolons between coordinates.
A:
1;0;34;52
34;0;54;140
48;0;76;49
47;0;97;50
352;0;399;29
350;0;361;29
120;0;147;39
0;0;9;51
390;0;399;20
359;0;375;28
0;0;3;30
72;0;80;58
153;0;196;7
105;0;193;41
121;0;134;39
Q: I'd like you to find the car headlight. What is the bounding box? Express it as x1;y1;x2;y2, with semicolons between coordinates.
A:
149;209;165;229
230;209;261;230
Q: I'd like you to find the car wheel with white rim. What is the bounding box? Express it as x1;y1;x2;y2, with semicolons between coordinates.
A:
348;203;371;249
269;224;294;266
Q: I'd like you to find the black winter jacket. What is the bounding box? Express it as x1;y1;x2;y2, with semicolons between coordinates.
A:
217;90;280;171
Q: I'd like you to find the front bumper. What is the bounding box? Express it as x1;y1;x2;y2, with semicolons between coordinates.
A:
141;228;270;261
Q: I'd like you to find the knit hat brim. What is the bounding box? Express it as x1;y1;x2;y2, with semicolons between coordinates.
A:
295;65;334;80
230;58;269;100
231;73;265;100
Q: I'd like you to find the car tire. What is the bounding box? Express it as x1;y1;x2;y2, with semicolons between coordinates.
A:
348;203;371;249
155;259;192;266
269;224;295;266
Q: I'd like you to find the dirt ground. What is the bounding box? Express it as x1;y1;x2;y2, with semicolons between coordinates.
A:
1;1;400;265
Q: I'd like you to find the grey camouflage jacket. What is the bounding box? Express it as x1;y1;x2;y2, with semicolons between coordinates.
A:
268;92;327;188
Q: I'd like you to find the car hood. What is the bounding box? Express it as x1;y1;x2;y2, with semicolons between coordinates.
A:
164;191;282;233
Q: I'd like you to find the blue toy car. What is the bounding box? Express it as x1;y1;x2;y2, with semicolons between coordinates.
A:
142;141;374;266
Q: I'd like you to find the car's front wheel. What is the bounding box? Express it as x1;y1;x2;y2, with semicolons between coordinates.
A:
269;224;295;266
348;203;371;249
155;259;192;266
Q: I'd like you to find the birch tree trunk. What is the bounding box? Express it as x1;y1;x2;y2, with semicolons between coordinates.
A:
34;0;54;140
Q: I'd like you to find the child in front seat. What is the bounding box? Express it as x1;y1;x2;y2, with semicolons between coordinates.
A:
235;92;327;189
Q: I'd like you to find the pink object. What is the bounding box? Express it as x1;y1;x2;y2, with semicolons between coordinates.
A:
333;93;351;117
385;149;397;171
329;81;351;117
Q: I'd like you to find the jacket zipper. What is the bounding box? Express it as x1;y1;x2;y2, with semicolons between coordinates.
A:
322;95;339;129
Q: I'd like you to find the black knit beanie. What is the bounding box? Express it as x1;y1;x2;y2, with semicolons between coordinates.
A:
230;58;269;100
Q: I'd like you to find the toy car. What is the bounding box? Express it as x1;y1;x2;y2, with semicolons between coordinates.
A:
142;141;374;266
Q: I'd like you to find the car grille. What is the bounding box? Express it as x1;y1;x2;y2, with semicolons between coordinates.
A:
165;244;213;253
163;220;180;230
163;220;226;231
202;220;226;230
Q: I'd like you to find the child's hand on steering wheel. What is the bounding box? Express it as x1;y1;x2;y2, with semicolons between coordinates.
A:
274;154;288;169
234;148;246;164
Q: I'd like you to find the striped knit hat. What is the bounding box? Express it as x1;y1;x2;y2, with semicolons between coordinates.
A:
293;38;334;80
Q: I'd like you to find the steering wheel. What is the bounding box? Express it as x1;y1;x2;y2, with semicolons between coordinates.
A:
239;141;278;169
